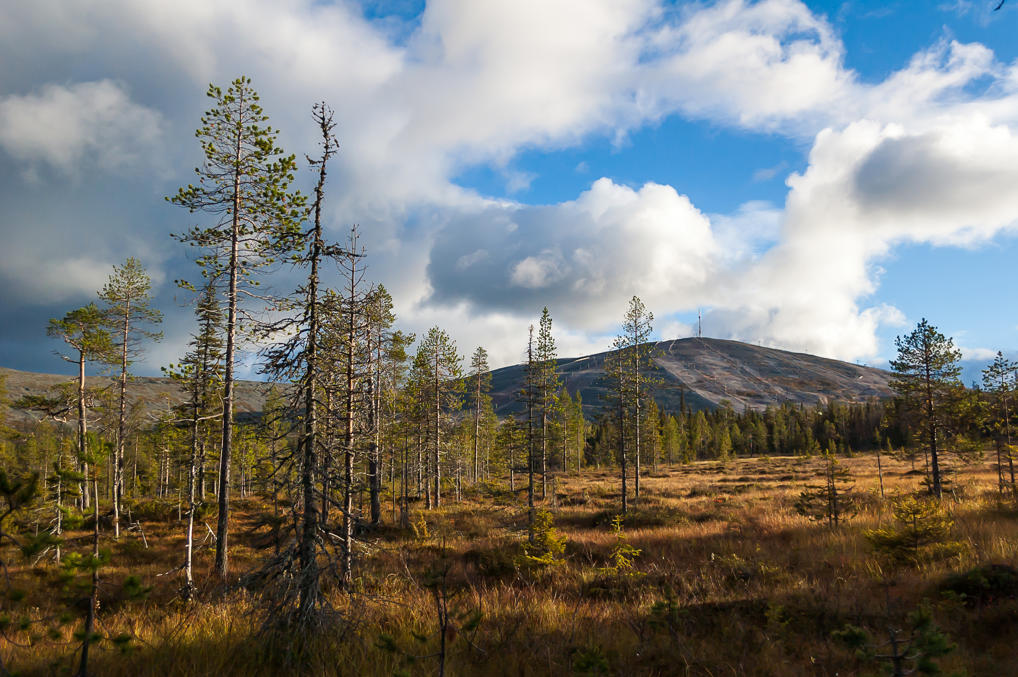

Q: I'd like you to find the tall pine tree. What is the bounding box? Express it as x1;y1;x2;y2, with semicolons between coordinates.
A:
170;77;303;578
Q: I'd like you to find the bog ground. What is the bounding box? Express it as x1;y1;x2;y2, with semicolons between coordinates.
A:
8;453;1018;676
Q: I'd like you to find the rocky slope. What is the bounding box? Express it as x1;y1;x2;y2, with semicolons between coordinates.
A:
488;337;892;417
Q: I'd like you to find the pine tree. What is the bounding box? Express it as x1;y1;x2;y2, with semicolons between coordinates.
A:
982;352;1017;497
889;319;962;499
330;229;373;584
794;448;857;528
497;415;524;492
98;258;162;540
690;410;708;460
47;305;113;512
662;415;681;464
415;328;462;510
366;286;397;526
381;329;414;526
627;298;654;499
604;340;630;514
469;347;491;484
170;77;303;579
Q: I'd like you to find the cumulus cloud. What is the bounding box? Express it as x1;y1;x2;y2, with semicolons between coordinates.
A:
0;80;164;177
426;178;719;331
3;0;1018;372
705;115;1018;360
0;254;114;307
637;0;852;133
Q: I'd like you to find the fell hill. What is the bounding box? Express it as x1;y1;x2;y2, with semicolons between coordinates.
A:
2;338;892;426
489;337;892;417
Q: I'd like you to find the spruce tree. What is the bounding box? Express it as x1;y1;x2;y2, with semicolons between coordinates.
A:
534;308;560;500
165;280;223;601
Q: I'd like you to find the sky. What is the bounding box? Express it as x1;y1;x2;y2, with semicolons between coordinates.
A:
2;0;1018;379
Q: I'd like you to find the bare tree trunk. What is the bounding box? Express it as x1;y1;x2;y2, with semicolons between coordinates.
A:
1004;390;1016;497
634;372;641;504
77;477;100;677
54;468;63;563
400;436;410;529
925;362;942;499
132;438;138;498
341;257;357;586
368;343;381;526
527;327;535;538
113;297;131;540
541;407;547;501
184;395;199;601
321;388;332;528
78;352;90;511
473;371;481;483
214;90;245;580
620;396;628;515
416;432;424;501
433;348;442;509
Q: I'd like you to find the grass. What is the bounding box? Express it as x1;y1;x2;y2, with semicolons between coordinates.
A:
6;453;1018;675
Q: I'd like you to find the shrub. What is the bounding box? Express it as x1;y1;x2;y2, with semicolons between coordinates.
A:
865;495;965;565
521;509;566;567
411;512;429;541
833;600;954;675
939;564;1018;607
793;451;857;528
599;515;643;579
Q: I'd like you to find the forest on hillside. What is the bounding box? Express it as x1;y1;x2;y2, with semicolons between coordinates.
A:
2;78;1018;676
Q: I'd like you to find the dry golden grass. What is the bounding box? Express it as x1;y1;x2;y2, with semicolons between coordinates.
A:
6;454;1018;676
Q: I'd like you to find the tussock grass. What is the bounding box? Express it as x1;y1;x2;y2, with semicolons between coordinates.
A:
6;453;1018;675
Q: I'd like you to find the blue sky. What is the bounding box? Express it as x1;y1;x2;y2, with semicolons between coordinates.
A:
2;0;1018;377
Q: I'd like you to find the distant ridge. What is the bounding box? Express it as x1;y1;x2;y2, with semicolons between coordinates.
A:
2;338;892;426
488;337;892;418
0;366;274;427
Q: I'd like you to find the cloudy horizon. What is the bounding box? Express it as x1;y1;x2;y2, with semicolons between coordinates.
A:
3;0;1018;378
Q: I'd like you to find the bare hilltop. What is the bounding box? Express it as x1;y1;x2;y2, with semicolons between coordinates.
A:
489;337;892;416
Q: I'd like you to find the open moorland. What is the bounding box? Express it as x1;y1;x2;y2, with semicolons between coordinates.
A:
7;452;1018;676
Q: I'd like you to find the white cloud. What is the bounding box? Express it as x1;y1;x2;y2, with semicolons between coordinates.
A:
0;80;164;176
959;346;998;361
660;320;694;340
427;178;719;333
751;162;787;182
701;115;1018;361
0;254;113;306
4;0;1018;372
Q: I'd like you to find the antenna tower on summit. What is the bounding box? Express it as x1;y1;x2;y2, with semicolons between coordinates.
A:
697;309;702;338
